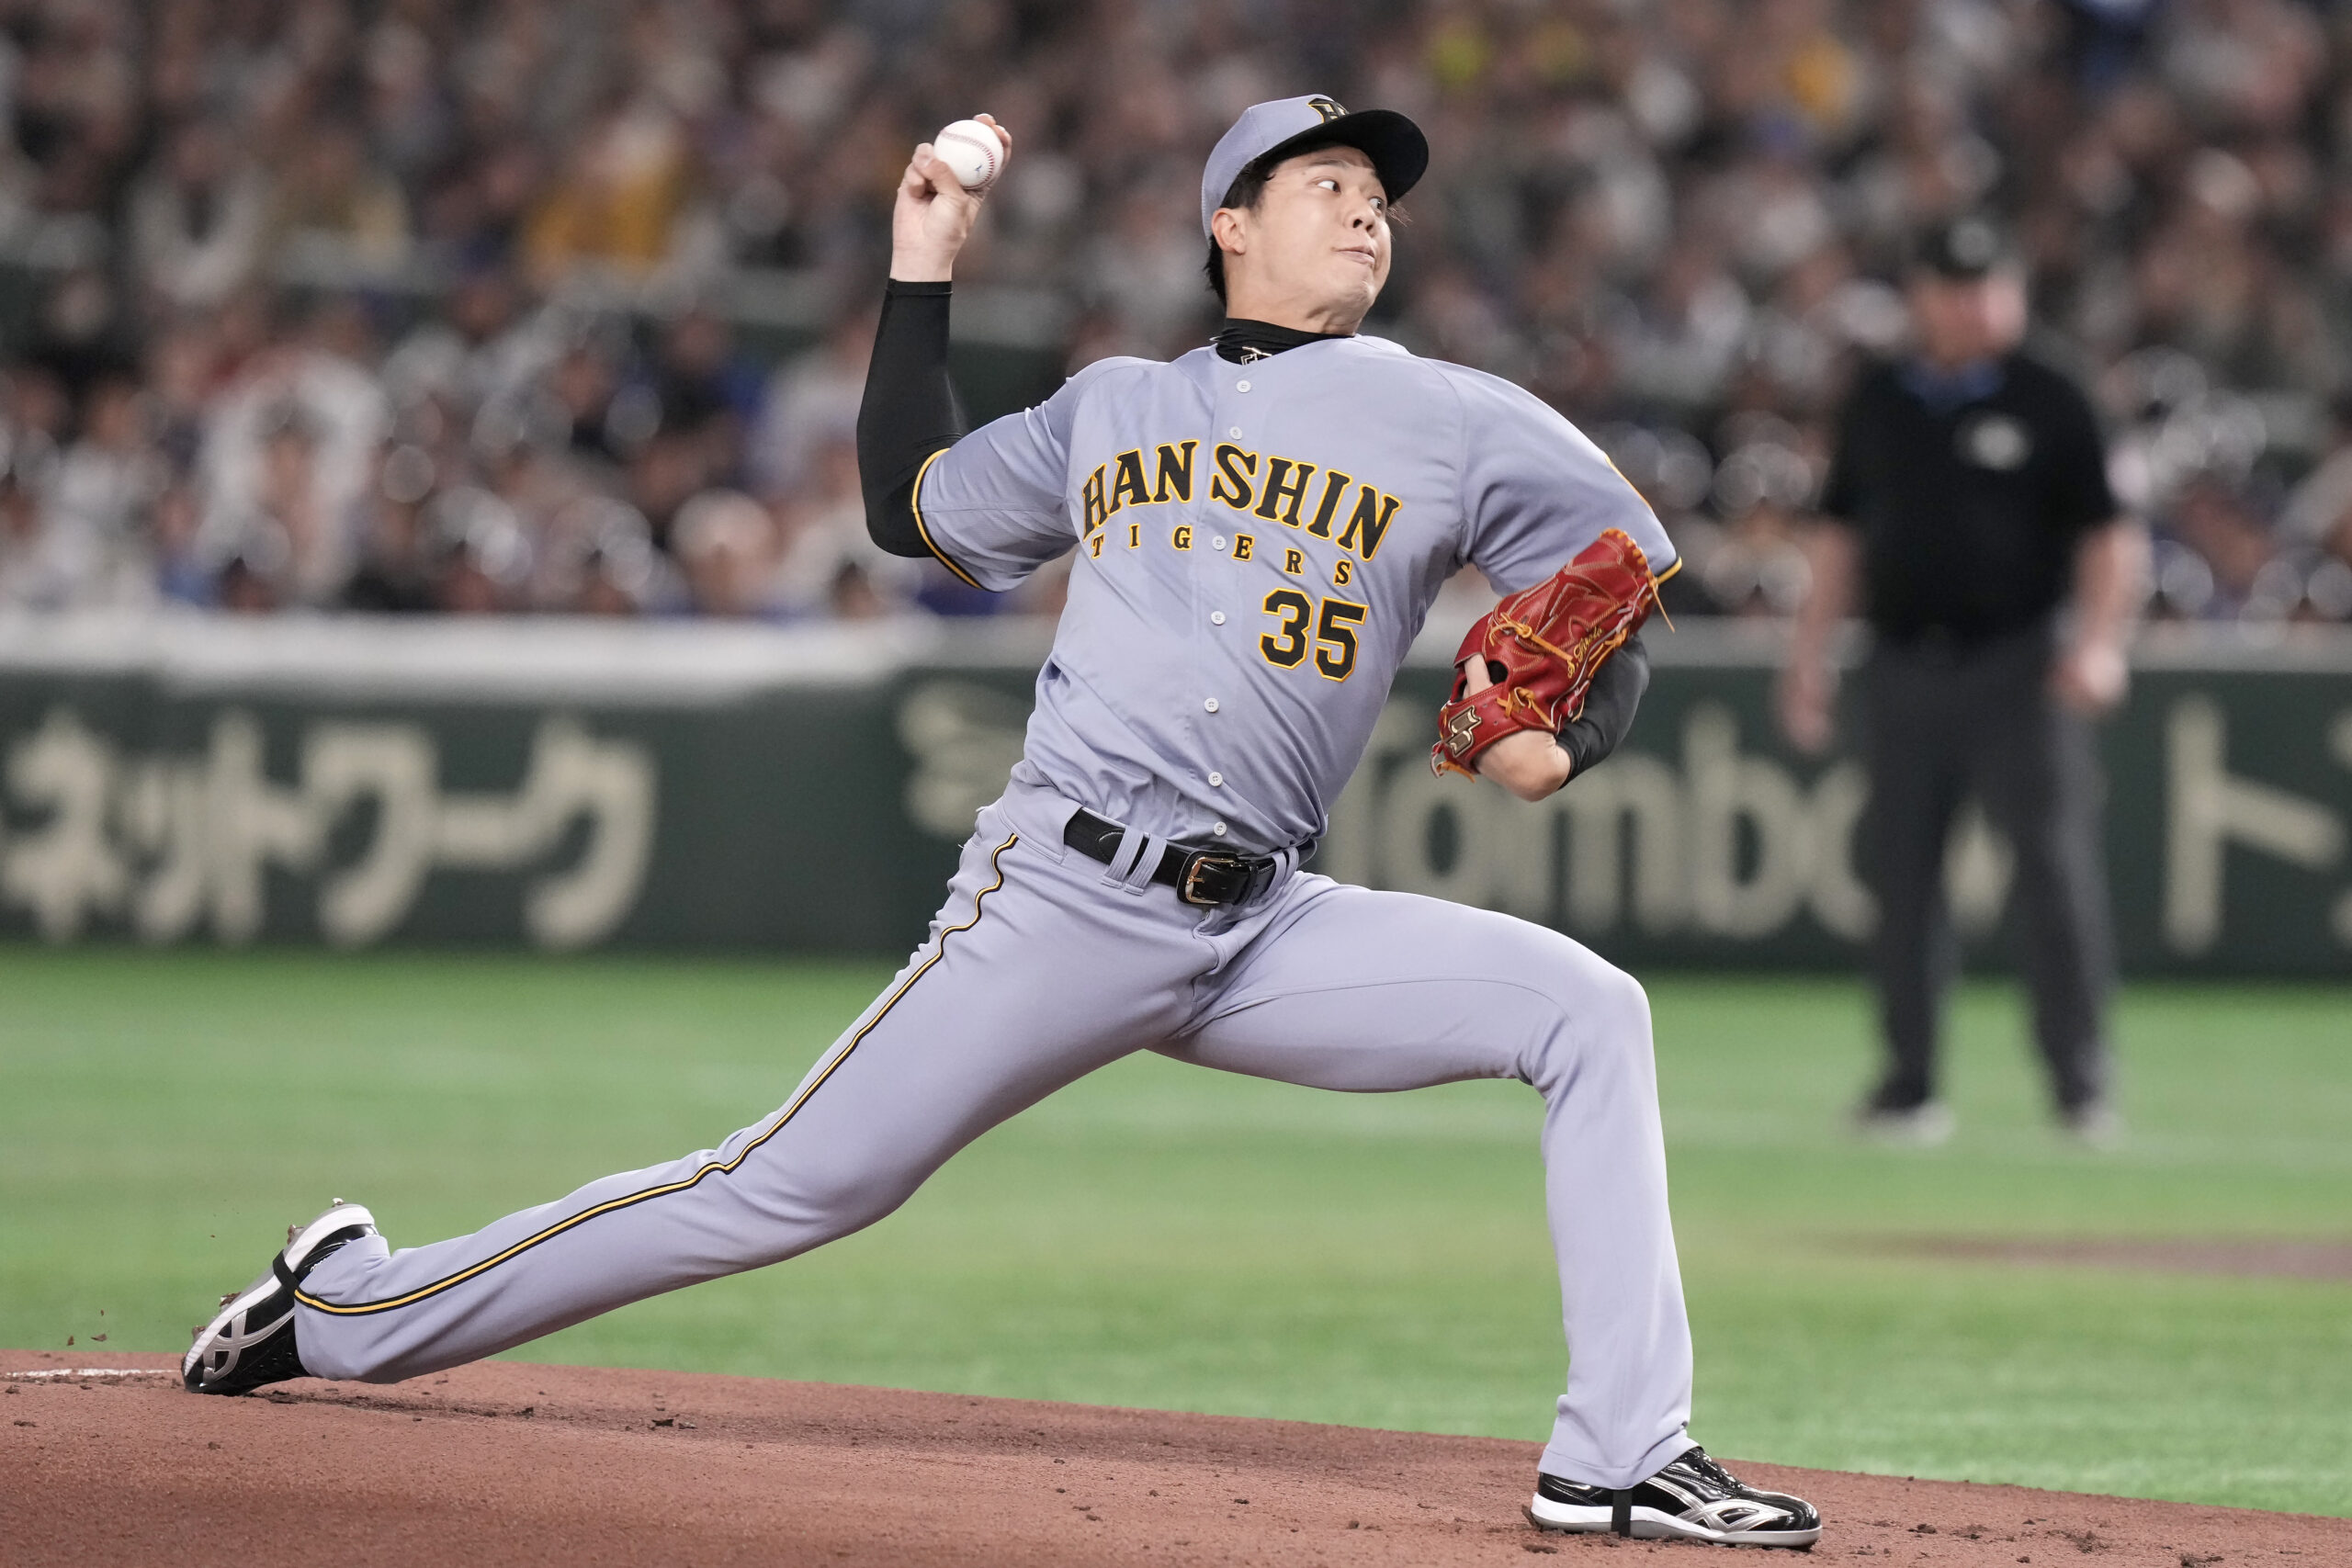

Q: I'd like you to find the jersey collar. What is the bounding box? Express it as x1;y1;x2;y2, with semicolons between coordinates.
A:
1213;318;1351;364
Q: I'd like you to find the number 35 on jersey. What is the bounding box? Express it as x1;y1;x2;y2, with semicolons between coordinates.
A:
1260;590;1366;681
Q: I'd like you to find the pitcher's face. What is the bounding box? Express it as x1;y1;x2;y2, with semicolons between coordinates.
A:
1217;145;1392;325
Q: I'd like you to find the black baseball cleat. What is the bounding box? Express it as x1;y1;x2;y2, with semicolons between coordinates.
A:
1525;1445;1822;1548
183;1200;376;1395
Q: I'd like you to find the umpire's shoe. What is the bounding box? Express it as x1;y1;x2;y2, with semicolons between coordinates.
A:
183;1200;376;1395
1526;1446;1822;1548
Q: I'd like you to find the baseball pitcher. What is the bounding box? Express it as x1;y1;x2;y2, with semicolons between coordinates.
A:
186;97;1821;1549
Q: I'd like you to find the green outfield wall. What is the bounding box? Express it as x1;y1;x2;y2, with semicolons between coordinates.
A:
0;615;2345;975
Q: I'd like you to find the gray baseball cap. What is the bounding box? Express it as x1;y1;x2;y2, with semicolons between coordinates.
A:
1199;95;1429;240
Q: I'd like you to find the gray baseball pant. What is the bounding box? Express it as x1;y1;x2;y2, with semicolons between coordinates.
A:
294;773;1695;1488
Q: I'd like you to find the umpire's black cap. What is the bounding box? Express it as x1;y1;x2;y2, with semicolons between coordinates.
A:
1909;214;2018;280
1200;96;1429;240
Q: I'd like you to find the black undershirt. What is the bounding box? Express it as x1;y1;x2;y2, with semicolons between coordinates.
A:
1560;634;1647;777
1212;317;1350;363
857;279;962;561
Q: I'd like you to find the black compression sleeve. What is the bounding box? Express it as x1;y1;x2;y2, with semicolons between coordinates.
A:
857;279;967;559
1559;630;1651;779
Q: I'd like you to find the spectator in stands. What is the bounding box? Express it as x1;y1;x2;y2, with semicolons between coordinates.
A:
150;481;210;607
263;118;412;271
39;375;162;608
644;306;765;485
196;300;389;608
342;483;434;615
749;309;871;502
522;97;696;288
424;489;526;614
626;422;716;554
127;118;270;311
29;268;136;409
547;334;631;469
0;0;2338;626
379;266;553;423
775;435;922;618
2166;471;2281;617
538;496;670;616
673;489;777;619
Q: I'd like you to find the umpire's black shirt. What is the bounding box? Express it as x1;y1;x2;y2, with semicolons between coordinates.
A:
1818;351;2116;645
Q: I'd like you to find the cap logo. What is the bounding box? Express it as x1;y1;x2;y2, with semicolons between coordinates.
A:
1307;96;1348;122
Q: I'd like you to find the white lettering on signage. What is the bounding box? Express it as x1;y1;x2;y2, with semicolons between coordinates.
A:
0;708;655;949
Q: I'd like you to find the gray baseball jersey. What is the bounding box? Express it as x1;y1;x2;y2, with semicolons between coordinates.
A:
282;333;1699;1494
915;335;1675;852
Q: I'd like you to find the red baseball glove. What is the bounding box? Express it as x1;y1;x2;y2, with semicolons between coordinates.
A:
1430;527;1665;778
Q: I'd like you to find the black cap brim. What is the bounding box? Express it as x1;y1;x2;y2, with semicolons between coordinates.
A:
1249;108;1429;207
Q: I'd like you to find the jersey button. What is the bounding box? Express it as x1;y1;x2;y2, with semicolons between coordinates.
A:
1236;379;1250;392
1204;697;1220;714
1208;772;1224;787
1211;536;1226;551
1209;611;1226;625
1212;822;1228;836
1227;425;1242;438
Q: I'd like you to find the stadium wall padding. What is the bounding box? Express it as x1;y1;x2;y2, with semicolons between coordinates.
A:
0;616;2346;975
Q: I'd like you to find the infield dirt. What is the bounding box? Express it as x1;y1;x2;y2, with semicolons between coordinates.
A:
4;1351;2341;1566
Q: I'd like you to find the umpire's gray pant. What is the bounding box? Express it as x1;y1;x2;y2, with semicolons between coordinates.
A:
292;772;1697;1491
1861;624;2115;1111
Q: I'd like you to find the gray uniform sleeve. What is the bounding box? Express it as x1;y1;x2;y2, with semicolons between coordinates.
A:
910;361;1127;592
1452;370;1677;593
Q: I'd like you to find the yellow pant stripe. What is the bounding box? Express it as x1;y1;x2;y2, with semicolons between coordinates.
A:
295;833;1022;1317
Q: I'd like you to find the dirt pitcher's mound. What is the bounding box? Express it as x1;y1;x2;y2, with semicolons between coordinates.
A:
3;1352;2341;1566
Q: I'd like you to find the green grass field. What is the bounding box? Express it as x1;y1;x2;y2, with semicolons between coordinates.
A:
2;948;2346;1517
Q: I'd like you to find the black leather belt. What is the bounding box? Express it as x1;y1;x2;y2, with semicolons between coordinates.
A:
1063;808;1283;908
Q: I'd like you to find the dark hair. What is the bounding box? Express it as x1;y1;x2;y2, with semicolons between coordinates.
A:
1203;159;1278;305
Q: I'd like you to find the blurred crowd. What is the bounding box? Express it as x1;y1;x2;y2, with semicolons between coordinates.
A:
3;0;2352;625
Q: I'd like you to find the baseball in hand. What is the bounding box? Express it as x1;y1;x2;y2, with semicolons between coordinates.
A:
933;118;1006;191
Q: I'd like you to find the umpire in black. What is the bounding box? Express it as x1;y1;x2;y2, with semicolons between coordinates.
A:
1779;216;2148;1145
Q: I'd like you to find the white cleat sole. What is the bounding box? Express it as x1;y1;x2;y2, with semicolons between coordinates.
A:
1525;1495;1822;1549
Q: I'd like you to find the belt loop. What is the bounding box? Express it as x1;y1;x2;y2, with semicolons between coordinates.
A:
1120;831;1163;894
1265;844;1296;900
1100;826;1159;897
1099;826;1142;888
